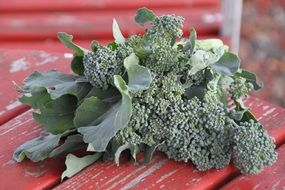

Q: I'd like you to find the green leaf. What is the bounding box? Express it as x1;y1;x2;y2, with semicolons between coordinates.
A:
61;153;102;180
13;133;61;162
57;32;89;56
236;70;263;90
19;87;51;109
195;39;225;51
49;134;86;158
33;95;77;134
188;45;228;75
83;87;120;103
144;144;159;163
71;55;84;75
74;97;110;128
124;53;152;90
114;143;138;166
184;84;206;100
135;7;156;26
21;70;92;100
78;75;132;152
211;52;240;75
183;28;197;55
112;19;125;44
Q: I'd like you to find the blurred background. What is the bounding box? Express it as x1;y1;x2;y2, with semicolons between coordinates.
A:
0;0;284;107
240;0;285;107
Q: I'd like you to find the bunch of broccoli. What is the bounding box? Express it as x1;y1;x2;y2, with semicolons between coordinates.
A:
14;7;277;179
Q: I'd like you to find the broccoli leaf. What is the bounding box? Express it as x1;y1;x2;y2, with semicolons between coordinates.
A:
114;143;138;166
19;87;51;109
124;53;152;90
78;75;132;152
57;32;89;56
188;45;228;75
74;97;110;128
13;133;61;162
71;55;84;75
112;19;125;44
135;7;156;26
33;95;77;134
183;28;196;55
212;52;240;75
61;153;102;180
49;134;86;158
83;87;120;103
236;69;263;90
20;70;92;100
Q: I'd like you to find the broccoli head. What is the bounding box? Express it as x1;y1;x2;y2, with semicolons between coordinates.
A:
232;120;277;174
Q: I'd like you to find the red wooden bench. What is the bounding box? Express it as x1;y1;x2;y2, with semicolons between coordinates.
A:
2;1;284;189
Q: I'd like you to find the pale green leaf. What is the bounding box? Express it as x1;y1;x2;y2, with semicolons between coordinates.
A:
112;19;125;44
61;153;102;180
124;53;152;90
114;143;139;166
188;45;228;75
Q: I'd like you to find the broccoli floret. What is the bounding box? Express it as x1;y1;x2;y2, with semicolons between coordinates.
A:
232;120;277;174
230;76;254;100
83;45;132;89
146;15;184;44
158;97;233;171
83;47;122;89
115;127;142;146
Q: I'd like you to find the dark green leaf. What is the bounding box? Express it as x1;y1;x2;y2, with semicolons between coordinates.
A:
83;87;120;103
19;87;51;109
71;55;84;75
124;53;152;90
33;95;77;134
74;97;110;128
13;133;61;162
49;134;86;158
236;70;263;90
212;52;240;75
90;40;100;51
144;144;159;163
57;32;89;56
78;75;132;152
135;7;156;26
183;28;197;55
61;153;102;180
184;84;206;100
21;70;92;100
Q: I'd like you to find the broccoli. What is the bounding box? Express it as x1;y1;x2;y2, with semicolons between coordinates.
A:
15;7;278;178
146;15;184;44
83;47;121;89
232;120;277;174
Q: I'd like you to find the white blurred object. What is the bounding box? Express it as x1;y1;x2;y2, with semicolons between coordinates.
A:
222;0;243;54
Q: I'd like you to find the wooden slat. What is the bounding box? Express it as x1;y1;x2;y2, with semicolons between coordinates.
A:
0;110;65;190
0;0;218;12
0;7;221;42
54;96;285;190
220;143;285;190
0;36;229;53
0;49;71;125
